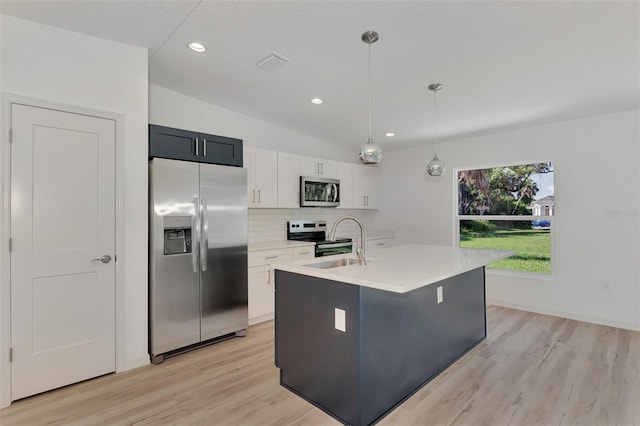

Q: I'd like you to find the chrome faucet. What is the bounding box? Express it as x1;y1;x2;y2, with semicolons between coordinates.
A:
327;215;367;265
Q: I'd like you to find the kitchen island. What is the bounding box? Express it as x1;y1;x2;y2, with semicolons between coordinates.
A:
273;244;513;426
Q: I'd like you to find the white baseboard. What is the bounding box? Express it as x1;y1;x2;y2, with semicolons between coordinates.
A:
249;312;274;326
122;355;150;372
487;298;640;332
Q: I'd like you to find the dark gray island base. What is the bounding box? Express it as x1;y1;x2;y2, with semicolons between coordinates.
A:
274;267;486;426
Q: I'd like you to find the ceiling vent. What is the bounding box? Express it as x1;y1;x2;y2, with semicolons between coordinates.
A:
254;51;290;71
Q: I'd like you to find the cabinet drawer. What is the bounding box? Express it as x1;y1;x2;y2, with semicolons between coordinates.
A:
292;246;315;260
367;237;394;252
372;240;391;248
248;248;293;267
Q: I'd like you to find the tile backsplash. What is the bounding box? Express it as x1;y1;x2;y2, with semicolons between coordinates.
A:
248;209;376;242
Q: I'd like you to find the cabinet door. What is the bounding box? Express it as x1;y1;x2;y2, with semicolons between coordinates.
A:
362;165;378;209
299;156;337;178
245;148;277;208
200;133;243;167
336;162;353;209
353;164;379;209
149;124;199;162
277;152;300;208
299;156;321;177
253;149;278;207
319;160;337;178
244;148;256;207
248;265;273;322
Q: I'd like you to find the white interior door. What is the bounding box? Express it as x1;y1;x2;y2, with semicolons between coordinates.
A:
10;104;116;400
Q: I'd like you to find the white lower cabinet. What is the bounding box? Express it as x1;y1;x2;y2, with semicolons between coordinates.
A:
248;245;314;324
248;264;273;323
292;246;315;260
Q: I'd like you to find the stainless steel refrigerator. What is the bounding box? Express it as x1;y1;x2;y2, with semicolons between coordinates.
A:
149;158;248;364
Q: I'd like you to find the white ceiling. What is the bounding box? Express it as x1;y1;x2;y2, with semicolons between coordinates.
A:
2;1;639;152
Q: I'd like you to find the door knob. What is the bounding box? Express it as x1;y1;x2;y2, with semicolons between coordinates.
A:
92;255;112;264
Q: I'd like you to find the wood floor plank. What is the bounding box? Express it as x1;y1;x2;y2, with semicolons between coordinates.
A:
1;307;638;426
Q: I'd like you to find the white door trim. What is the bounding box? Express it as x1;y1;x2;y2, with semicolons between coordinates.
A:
0;93;127;407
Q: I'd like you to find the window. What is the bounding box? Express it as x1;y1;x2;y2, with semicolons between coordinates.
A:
456;162;554;275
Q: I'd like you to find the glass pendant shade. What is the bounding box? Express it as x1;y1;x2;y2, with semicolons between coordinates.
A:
359;30;382;165
359;137;383;164
427;154;446;176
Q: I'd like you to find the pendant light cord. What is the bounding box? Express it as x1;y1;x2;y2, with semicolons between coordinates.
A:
368;41;373;143
433;87;438;155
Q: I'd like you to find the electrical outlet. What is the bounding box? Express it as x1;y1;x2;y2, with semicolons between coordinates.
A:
601;281;612;293
335;308;346;332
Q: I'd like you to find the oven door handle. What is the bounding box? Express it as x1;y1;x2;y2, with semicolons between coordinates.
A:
317;242;353;249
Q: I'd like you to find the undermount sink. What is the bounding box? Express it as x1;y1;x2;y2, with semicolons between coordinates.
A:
305;258;362;269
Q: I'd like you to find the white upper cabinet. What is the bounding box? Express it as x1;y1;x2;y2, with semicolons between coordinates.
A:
244;148;277;208
299;156;337;178
352;164;378;209
336;161;353;209
243;148;376;210
277;152;300;208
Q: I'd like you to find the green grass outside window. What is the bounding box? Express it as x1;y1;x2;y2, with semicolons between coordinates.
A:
460;228;551;274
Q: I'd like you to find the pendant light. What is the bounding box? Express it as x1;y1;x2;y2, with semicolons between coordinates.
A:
359;30;383;164
427;83;446;176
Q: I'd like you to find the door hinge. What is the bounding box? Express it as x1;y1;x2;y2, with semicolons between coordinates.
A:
9;348;13;362
9;128;13;144
8;238;12;253
114;254;117;262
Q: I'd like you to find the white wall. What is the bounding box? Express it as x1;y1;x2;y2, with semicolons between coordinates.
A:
373;110;640;331
150;84;355;160
0;14;149;406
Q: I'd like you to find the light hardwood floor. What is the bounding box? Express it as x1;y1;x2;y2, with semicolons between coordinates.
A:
1;306;639;426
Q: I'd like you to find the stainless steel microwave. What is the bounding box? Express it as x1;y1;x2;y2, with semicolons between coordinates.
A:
300;176;340;207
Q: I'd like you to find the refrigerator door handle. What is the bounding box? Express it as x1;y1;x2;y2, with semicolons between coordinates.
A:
192;196;199;273
200;196;208;271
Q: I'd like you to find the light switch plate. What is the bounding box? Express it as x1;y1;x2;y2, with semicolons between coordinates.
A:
437;286;443;304
335;308;346;332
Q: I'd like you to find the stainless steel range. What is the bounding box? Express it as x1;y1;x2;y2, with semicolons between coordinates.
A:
287;220;353;257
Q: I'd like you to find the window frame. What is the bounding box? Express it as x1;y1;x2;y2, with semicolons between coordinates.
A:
453;161;555;279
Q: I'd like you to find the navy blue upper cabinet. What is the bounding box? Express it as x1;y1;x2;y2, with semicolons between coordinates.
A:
149;124;243;167
200;132;243;167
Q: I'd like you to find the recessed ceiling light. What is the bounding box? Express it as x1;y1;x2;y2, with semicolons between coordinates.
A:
310;98;323;104
188;42;206;53
385;132;395;137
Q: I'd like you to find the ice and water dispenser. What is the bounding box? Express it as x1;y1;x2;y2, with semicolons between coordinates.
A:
163;216;192;255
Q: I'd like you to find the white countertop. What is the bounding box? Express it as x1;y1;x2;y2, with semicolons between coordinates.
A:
248;240;315;252
273;244;514;293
